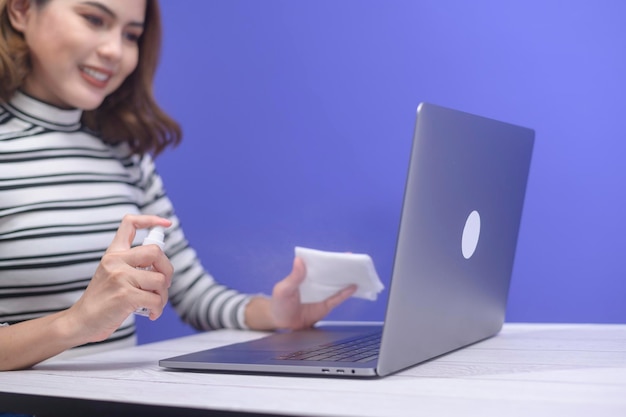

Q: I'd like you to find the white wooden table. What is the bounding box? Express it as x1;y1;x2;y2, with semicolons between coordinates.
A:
1;323;625;417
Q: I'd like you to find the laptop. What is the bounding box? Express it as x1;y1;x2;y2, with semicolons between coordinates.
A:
159;102;535;378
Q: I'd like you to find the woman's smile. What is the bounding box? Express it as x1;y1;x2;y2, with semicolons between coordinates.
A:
79;65;113;88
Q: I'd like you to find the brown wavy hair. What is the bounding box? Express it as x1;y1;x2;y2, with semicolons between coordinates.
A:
0;0;181;156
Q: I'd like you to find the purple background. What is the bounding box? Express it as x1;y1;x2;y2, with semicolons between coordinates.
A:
136;0;626;343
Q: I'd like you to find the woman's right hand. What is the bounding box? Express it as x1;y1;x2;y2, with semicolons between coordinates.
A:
0;214;174;371
67;214;174;343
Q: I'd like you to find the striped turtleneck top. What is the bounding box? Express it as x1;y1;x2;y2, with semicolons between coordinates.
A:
0;91;250;355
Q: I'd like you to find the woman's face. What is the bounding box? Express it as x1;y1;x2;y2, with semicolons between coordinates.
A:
11;0;146;110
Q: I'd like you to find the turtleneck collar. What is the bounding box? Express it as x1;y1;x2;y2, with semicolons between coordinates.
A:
7;90;83;129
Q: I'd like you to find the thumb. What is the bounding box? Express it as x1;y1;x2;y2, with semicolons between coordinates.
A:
273;257;307;298
286;257;306;286
106;214;172;253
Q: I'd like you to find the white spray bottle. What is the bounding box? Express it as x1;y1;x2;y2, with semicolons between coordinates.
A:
134;226;165;317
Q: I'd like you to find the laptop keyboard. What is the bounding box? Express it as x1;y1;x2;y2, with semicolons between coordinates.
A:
276;332;381;363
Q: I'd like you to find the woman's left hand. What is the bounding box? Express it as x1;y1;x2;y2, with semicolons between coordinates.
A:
244;258;356;331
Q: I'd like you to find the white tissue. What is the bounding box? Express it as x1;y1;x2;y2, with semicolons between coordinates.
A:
295;246;385;303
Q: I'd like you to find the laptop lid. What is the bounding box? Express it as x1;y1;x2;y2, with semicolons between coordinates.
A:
377;102;534;376
159;103;535;378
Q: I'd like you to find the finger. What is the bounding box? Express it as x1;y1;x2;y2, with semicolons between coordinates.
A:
133;269;170;293
148;287;169;321
129;270;169;320
133;289;167;321
107;214;172;253
323;284;357;311
130;245;173;280
272;257;306;299
286;257;306;285
151;250;174;283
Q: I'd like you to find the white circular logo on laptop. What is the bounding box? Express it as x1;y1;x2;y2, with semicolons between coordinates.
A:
462;210;481;259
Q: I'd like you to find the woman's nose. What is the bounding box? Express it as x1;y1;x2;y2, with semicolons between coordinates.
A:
97;32;124;62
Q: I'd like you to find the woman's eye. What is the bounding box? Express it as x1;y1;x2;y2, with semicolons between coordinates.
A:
124;32;141;43
83;14;104;26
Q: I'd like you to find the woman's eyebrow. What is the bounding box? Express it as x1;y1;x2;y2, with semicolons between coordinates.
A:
80;1;145;28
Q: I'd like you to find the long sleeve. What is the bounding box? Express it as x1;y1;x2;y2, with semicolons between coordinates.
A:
1;91;252;356
137;155;251;330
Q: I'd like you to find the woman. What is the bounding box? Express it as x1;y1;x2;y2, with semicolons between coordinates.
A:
0;0;355;371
